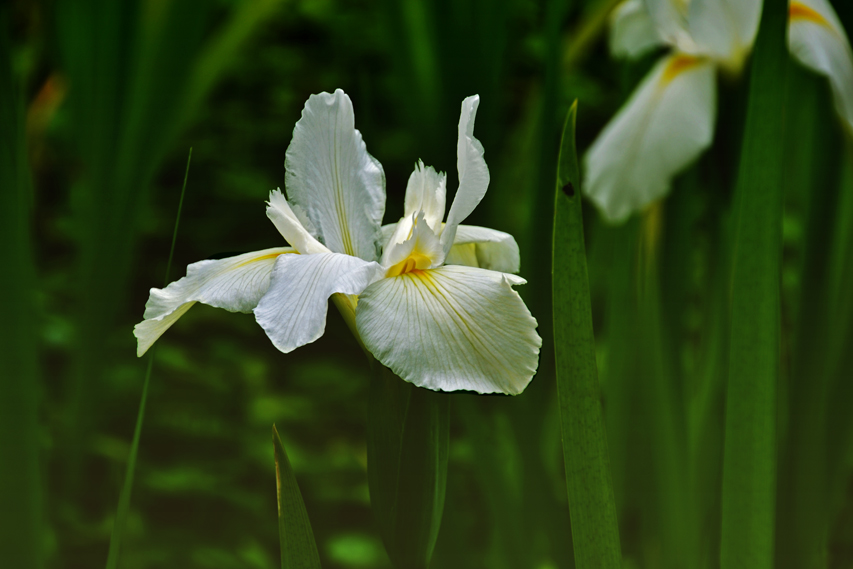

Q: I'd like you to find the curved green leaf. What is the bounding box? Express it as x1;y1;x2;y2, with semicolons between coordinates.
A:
552;101;622;568
273;425;322;569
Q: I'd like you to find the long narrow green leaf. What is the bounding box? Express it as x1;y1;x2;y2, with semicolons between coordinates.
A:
552;101;622;568
272;426;322;569
719;1;788;567
0;10;42;569
825;145;853;504
105;149;192;569
367;363;449;569
775;63;838;569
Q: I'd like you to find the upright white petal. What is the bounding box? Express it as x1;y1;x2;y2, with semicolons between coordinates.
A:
404;160;447;231
644;0;695;51
688;0;762;66
445;225;520;273
253;252;383;353
440;95;490;257
134;247;294;356
284;89;386;261
381;222;520;273
381;212;444;275
266;189;329;255
611;0;666;58
789;0;853;133
583;54;716;223
356;265;541;395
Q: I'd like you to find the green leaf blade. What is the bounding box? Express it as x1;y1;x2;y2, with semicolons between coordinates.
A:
720;1;788;567
552;101;622;568
273;425;322;569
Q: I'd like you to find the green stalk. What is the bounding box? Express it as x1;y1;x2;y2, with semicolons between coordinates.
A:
367;363;450;569
719;1;787;567
686;212;732;569
272;426;322;569
552;102;622;568
636;206;688;569
598;219;640;518
105;149;192;569
0;10;42;569
455;398;529;569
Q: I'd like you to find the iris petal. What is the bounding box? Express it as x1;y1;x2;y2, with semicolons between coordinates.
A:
254;252;383;353
789;0;853;133
284;89;386;261
356;265;541;395
583;53;716;223
134;247;294;356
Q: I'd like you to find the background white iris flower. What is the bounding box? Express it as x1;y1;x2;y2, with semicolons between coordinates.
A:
134;89;542;395
585;0;853;223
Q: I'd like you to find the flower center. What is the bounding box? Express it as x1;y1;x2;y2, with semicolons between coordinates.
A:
386;251;433;277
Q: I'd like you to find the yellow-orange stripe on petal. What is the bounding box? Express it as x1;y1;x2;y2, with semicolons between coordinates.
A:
661;54;704;85
790;2;831;28
233;250;293;269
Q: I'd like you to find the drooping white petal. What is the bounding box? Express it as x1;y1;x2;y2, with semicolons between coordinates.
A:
253;252;383;353
404;160;447;231
583;53;716;223
355;265;541;395
611;0;666;58
688;0;762;66
284;89;386;261
789;0;853;133
445;225;520;273
440;95;490;257
134;247;295;356
266;189;329;255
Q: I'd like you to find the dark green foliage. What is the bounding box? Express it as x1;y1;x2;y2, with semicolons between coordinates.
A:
0;8;42;569
7;0;853;567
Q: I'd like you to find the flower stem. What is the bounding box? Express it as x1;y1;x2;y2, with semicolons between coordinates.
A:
366;363;449;569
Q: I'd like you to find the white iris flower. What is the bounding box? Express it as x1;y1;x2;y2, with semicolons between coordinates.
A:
585;0;853;223
134;90;541;395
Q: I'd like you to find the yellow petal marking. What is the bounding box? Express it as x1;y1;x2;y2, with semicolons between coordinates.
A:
386;251;433;277
661;54;704;85
233;250;295;269
789;2;830;28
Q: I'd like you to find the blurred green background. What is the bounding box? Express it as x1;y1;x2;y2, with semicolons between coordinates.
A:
3;0;853;567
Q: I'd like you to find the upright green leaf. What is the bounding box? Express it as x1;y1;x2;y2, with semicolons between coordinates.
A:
272;426;322;569
552;101;622;568
367;363;449;569
0;9;42;569
720;1;788;567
